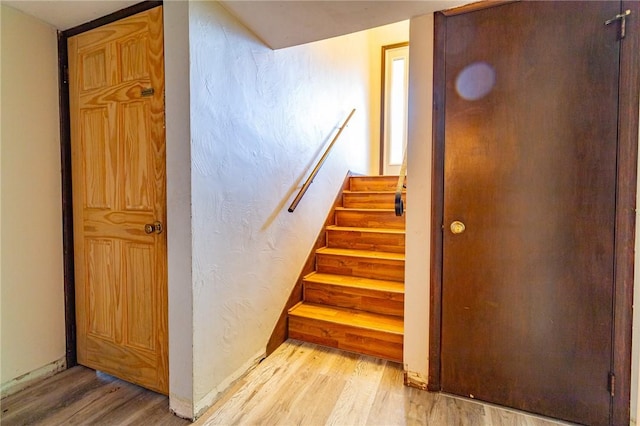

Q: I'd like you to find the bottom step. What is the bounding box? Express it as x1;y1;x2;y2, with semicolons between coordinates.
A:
288;303;403;362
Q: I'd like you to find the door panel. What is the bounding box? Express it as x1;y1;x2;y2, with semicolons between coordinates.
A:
87;239;116;339
69;7;167;394
440;2;619;424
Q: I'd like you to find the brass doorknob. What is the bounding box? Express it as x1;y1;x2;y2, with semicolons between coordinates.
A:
450;220;466;235
144;221;163;234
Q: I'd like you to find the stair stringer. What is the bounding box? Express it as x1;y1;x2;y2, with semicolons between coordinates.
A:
266;171;355;355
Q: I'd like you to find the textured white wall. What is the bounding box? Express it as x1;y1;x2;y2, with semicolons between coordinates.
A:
0;4;65;392
187;1;371;415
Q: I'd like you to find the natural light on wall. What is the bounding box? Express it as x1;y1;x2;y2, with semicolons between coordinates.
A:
383;44;409;175
390;57;406;164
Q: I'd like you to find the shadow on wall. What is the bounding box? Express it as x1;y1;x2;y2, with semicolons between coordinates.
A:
261;121;345;231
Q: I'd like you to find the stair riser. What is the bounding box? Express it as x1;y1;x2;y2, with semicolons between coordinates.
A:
349;176;404;191
288;316;403;362
335;210;405;229
326;229;405;253
343;193;406;209
304;282;404;316
316;254;404;282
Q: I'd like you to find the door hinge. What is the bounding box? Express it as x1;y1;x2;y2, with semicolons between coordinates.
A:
605;9;631;40
609;372;616;397
63;65;69;85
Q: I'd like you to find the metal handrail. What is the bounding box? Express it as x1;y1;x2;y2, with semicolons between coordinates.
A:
288;109;356;212
394;147;407;216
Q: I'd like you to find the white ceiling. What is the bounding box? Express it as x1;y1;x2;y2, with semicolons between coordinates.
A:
219;1;467;49
2;1;140;31
3;0;467;48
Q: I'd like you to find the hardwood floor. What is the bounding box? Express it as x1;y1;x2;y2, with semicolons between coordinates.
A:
196;340;573;426
2;340;573;425
0;366;188;426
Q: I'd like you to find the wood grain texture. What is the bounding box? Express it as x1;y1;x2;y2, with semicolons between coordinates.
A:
0;366;188;426
349;176;404;191
429;9;447;393
288;175;406;361
304;272;404;316
2;343;569;426
434;2;625;424
316;247;405;282
334;208;405;229
69;6;168;394
342;190;406;209
612;2;640;424
326;225;405;253
289;303;404;334
288;304;403;362
196;340;570;426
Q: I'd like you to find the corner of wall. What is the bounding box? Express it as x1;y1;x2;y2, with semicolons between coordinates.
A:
0;357;66;398
169;394;194;421
163;0;195;418
403;12;435;383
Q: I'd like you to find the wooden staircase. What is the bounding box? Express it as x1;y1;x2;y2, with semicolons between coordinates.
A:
288;175;405;362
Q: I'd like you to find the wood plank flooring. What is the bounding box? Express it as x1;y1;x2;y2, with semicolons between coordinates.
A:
0;366;188;426
196;340;574;426
2;340;575;425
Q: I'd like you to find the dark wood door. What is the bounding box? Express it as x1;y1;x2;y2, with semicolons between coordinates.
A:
440;2;621;424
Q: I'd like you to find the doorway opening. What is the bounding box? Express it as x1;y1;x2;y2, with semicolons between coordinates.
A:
380;42;409;175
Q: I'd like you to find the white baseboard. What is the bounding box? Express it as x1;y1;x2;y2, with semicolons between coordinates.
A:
1;357;67;398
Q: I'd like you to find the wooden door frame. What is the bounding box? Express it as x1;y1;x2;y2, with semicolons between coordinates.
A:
57;0;163;370
428;2;640;425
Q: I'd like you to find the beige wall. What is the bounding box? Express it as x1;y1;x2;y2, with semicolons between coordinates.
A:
0;4;66;394
367;21;410;175
403;13;434;386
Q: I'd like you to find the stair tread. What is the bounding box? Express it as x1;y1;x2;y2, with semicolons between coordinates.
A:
326;225;405;234
335;207;396;212
316;247;405;261
343;190;406;194
352;175;401;178
303;272;404;293
289;302;403;334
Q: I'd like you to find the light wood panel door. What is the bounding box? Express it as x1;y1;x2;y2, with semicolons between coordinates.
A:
68;7;167;394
